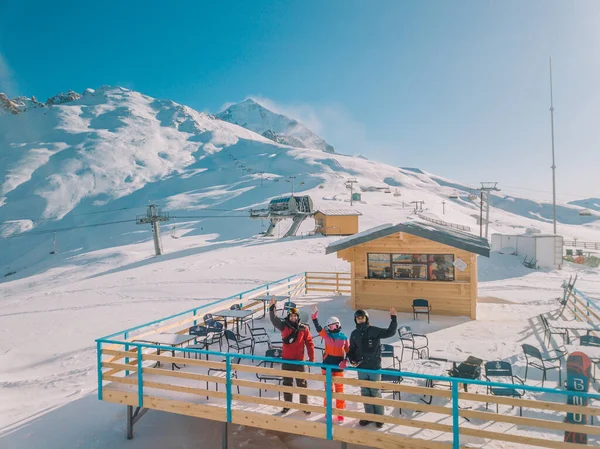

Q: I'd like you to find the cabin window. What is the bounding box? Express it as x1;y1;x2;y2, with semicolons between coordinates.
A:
367;253;392;279
428;255;455;281
367;253;455;281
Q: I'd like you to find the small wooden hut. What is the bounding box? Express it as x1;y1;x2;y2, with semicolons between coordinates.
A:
325;221;490;319
314;209;361;236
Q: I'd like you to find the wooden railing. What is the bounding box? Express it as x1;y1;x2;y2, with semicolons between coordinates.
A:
565;287;600;334
305;271;351;294
564;241;600;250
98;343;600;449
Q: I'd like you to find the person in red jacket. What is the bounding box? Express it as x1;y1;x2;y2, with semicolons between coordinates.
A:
269;297;315;414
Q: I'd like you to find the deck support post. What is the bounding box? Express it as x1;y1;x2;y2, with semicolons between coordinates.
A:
341;443;347;449
222;422;228;449
126;405;148;440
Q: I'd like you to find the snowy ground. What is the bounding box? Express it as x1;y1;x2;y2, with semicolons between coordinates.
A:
1;225;599;448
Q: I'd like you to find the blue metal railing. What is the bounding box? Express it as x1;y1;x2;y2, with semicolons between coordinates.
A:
97;339;600;449
573;287;600;314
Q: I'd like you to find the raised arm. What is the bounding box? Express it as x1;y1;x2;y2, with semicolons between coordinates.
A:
377;308;398;339
268;297;285;332
310;305;326;338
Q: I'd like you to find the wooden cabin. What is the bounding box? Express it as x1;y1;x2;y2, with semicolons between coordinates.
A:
325;221;490;319
314;209;361;236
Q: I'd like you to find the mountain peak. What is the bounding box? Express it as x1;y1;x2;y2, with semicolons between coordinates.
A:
217;99;334;153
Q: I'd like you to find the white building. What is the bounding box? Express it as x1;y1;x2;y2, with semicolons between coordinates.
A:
491;233;563;269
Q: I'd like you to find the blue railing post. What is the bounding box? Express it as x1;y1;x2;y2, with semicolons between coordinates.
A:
451;380;460;449
97;340;103;400
137;344;143;408
226;355;232;423
124;332;130;377
326;366;333;440
193;309;197;326
287;276;291;298
304;272;307;294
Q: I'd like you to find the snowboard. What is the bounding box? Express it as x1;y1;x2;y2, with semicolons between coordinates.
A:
564;351;592;444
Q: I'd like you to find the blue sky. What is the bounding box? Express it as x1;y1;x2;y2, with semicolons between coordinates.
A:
1;1;598;201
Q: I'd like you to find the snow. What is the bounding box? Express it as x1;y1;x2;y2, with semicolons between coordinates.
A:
1;85;600;448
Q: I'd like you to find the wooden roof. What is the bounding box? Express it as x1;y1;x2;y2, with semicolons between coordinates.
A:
325;221;490;257
315;208;362;216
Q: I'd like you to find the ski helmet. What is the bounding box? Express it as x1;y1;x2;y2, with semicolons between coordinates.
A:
287;307;300;319
354;309;369;324
326;316;341;332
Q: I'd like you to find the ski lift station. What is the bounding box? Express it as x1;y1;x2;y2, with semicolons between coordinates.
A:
491;233;564;269
313;208;361;236
249;195;313;237
326;221;490;319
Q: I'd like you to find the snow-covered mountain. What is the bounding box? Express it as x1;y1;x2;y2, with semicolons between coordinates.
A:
0;86;598;281
217;98;335;153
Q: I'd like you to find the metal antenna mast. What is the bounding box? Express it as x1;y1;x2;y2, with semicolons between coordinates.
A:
549;56;557;235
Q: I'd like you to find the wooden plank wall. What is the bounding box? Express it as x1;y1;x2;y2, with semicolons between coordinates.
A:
314;213;359;236
337;233;478;318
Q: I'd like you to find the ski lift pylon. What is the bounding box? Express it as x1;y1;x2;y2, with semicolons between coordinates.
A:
171;217;180;239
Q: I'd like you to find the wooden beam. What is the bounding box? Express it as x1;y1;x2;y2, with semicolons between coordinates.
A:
336;409;453;433
334;426;453;449
335;377;452;398
232;394;326;414
144;367;227;384
460;409;600;435
231;410;326;439
144;395;227;422
460;427;593;449
232;364;326;382
458;391;600;416
232;379;327;398
332;392;451;415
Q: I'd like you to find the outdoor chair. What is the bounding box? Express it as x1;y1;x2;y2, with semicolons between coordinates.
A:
186;325;222;359
566;249;573;256
540;314;567;345
398;325;429;361
207;356;241;398
381;368;403;407
204;312;225;329
522;344;565;387
249;326;273;351
412;299;431;323
255;348;284;398
381;344;401;369
224;329;254;354
448;356;483;392
484;361;525;416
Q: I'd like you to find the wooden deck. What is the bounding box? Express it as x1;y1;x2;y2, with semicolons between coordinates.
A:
97;272;600;449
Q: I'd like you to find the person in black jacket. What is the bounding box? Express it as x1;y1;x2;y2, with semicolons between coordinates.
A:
344;308;397;427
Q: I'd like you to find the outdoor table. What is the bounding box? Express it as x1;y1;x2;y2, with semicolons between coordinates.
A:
253;295;290;318
133;332;197;370
403;359;451;404
214;308;255;335
546;320;599;343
